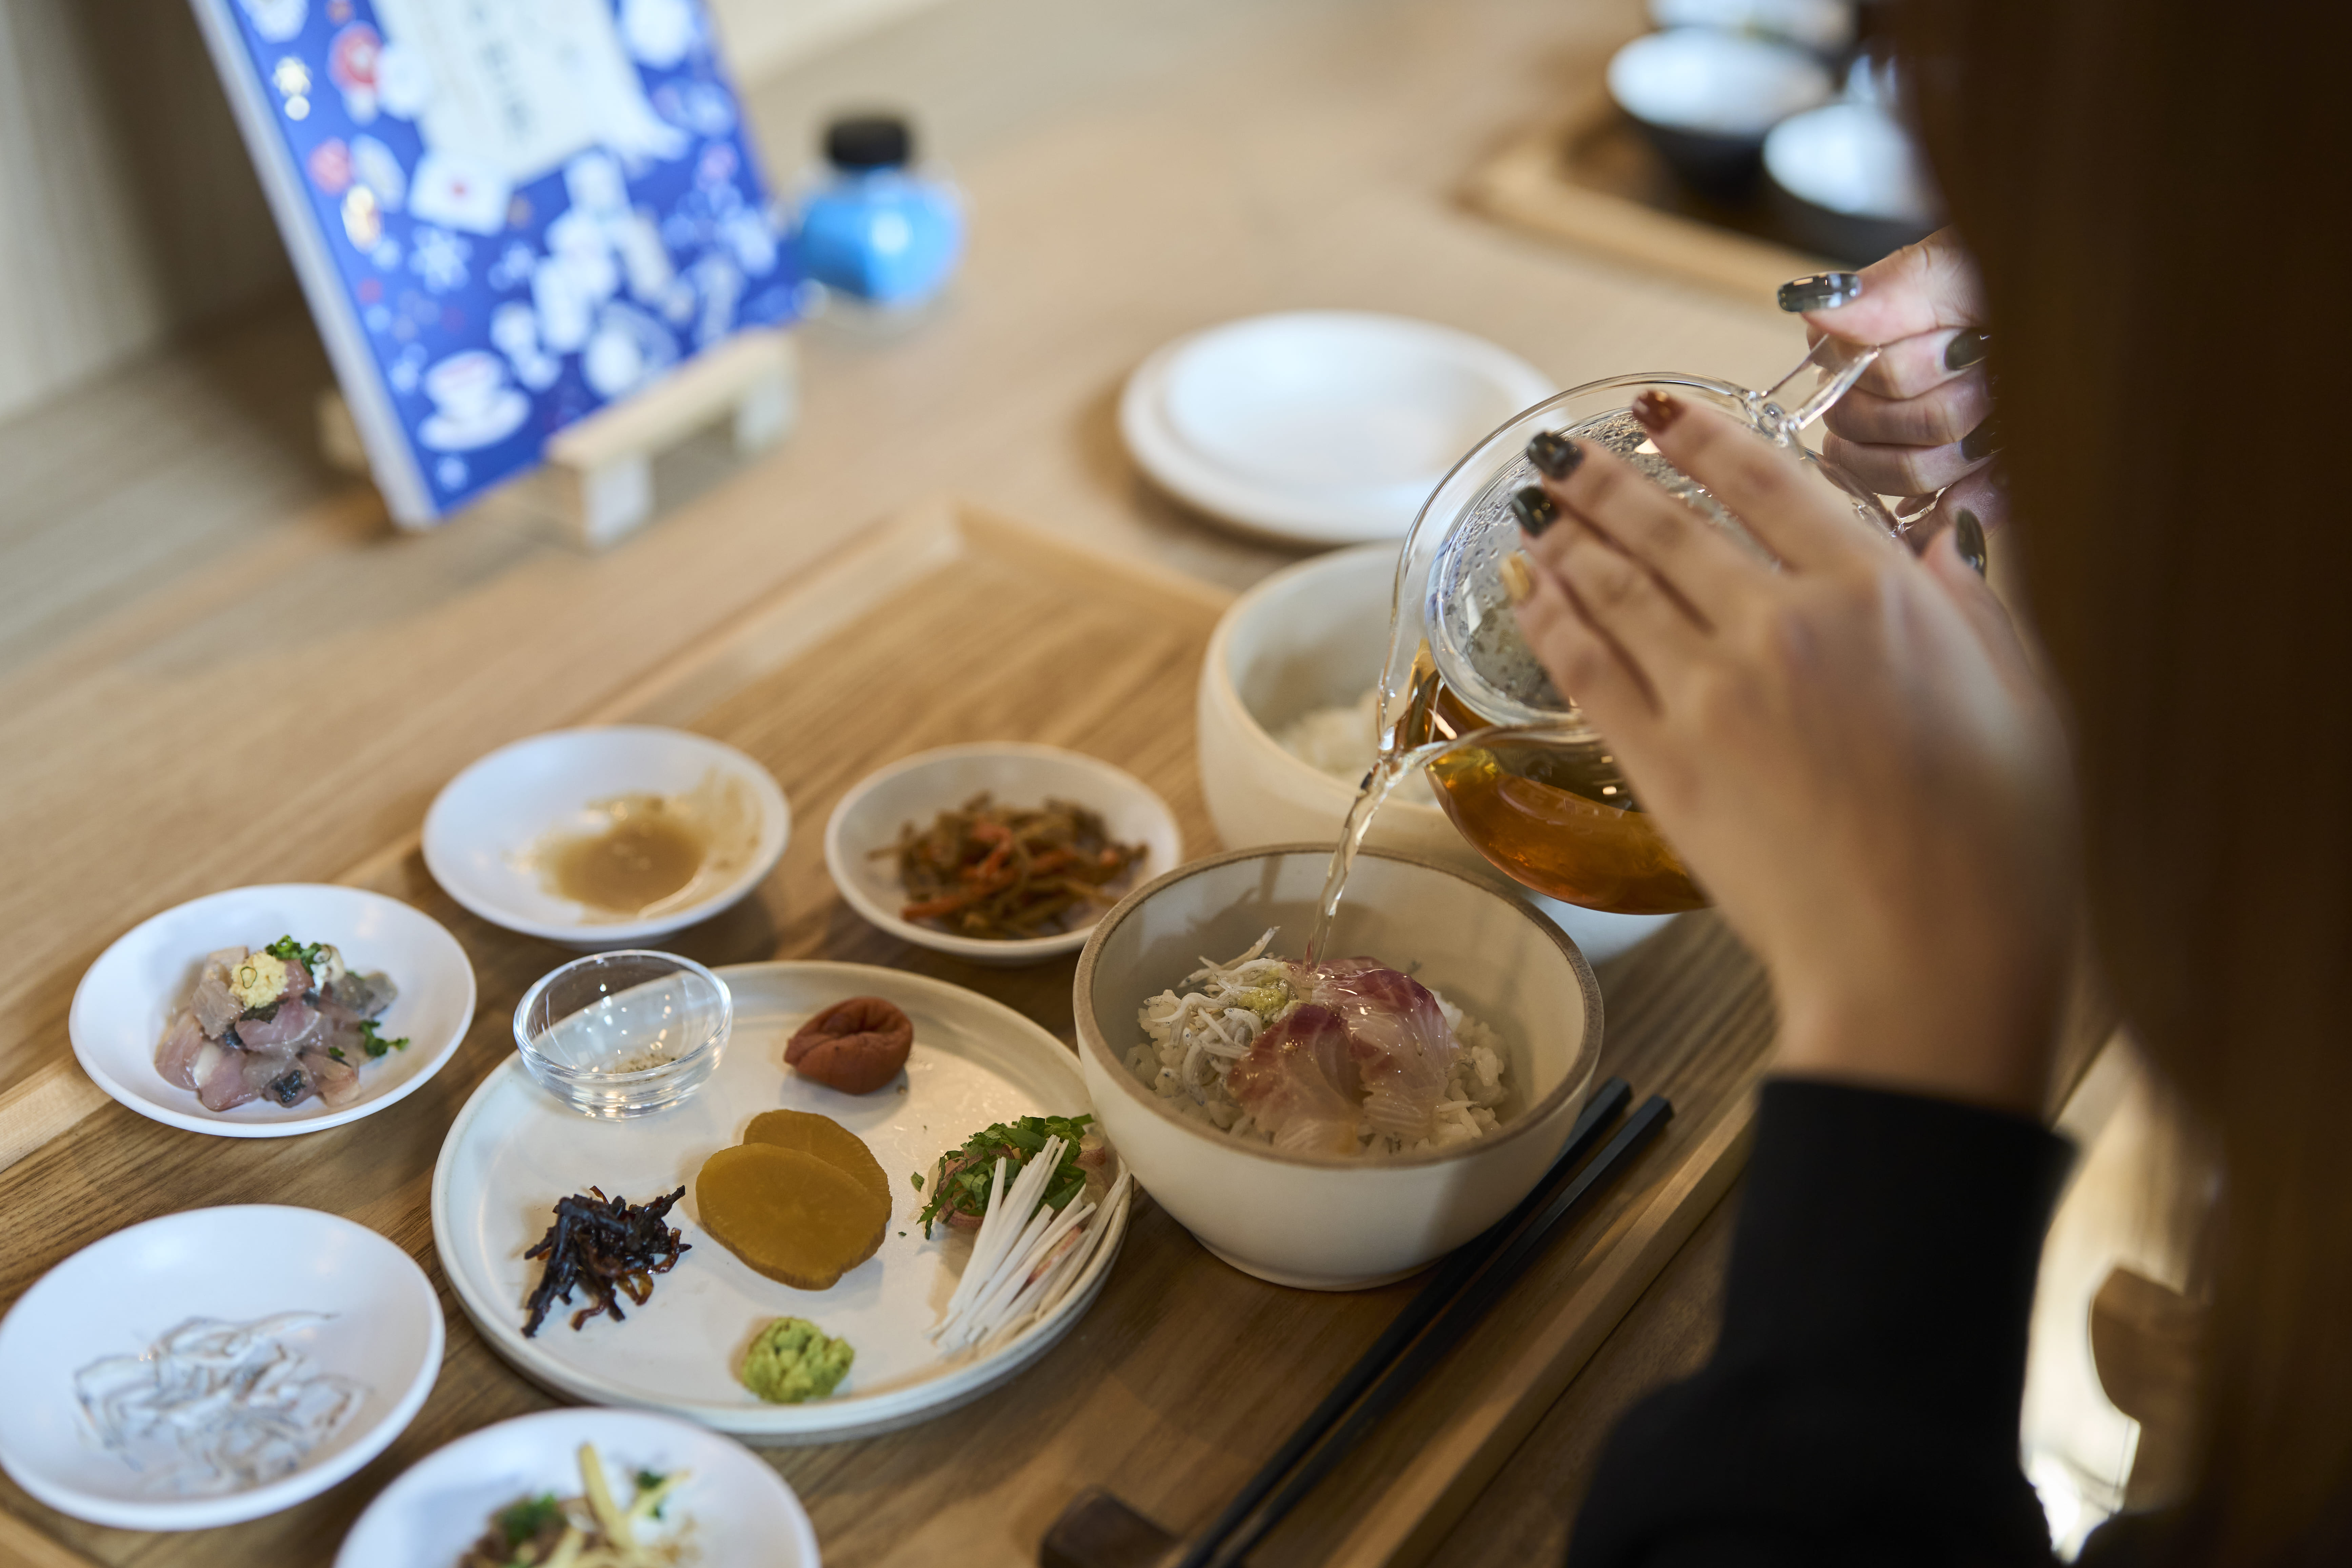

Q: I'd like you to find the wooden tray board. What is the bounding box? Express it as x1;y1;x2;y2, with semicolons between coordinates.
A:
1465;85;1834;306
0;500;1778;1568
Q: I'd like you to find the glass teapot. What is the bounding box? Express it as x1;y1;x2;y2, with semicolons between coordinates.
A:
1377;337;1896;914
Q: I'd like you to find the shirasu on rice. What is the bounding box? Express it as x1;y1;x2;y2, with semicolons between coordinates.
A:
1128;931;1511;1157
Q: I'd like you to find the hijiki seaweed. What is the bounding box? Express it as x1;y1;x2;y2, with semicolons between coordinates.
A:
521;1187;690;1336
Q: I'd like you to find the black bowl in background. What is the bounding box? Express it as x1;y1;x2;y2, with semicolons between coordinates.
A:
1607;29;1834;202
1762;101;1942;264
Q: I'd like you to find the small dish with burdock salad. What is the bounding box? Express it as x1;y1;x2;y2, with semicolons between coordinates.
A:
824;743;1183;966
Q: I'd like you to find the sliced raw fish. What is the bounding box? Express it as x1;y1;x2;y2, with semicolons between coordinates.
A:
237;1046;314;1109
301;1045;362;1108
1225;1002;1367;1156
279;956;314;998
196;1047;259;1112
1309;960;1460;1143
323;970;395;1019
232;993;325;1054
191;949;246;1037
155;1008;208;1090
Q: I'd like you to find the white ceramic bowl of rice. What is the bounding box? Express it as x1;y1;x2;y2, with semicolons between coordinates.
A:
1073;844;1601;1290
1197;544;1676;964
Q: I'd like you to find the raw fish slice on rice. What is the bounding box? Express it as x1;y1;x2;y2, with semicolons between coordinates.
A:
1225;1003;1366;1156
1310;960;1458;1142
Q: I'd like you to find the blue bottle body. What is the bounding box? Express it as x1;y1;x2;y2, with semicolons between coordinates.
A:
794;170;963;307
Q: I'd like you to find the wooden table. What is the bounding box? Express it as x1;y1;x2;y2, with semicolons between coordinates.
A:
0;504;1781;1567
0;0;1834;1560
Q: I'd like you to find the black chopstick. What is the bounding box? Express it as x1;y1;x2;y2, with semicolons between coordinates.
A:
1171;1076;1637;1568
1200;1093;1674;1568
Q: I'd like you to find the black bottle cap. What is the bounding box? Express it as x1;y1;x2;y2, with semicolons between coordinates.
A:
824;114;913;171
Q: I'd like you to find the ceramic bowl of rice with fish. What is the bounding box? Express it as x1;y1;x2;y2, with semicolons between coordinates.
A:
1074;844;1600;1290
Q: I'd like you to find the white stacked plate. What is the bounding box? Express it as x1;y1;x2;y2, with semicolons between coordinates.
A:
1119;311;1555;546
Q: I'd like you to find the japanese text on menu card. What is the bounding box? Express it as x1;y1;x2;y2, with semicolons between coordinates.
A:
230;0;797;516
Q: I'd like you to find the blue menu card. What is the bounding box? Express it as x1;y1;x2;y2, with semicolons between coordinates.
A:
190;0;799;524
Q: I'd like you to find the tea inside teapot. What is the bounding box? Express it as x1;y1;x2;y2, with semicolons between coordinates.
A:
1321;338;1896;936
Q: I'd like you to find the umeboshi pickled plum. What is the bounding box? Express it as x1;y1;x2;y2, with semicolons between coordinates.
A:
743;1109;892;1213
696;1144;888;1290
785;997;914;1094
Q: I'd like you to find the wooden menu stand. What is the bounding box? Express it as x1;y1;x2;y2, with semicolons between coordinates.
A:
317;327;799;549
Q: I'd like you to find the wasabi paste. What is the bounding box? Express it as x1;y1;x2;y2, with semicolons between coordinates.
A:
740;1317;855;1404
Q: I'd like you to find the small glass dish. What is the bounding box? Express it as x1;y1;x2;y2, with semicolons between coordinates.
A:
512;950;731;1118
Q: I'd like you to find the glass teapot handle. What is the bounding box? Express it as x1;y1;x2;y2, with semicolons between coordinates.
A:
1745;335;1881;446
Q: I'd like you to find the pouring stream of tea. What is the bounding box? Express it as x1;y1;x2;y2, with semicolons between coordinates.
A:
1301;719;1582;964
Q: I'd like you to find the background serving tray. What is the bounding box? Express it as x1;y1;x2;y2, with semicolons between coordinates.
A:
1465;93;1833;306
0;500;1785;1568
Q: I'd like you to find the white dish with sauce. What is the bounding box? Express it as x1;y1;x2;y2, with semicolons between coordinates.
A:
824;743;1183;967
334;1408;818;1568
0;1205;443;1531
69;883;477;1138
423;726;790;949
432;961;1130;1443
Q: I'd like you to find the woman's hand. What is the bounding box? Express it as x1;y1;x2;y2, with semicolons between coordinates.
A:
1509;395;2075;1114
1780;229;2004;539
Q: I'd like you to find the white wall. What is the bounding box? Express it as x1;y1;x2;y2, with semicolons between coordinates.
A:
715;0;949;82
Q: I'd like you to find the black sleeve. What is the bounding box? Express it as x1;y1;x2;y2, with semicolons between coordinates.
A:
1565;1078;2075;1568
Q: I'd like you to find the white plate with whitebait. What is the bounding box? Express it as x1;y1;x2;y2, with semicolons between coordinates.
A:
0;1205;443;1530
432;962;1131;1443
335;1408;818;1568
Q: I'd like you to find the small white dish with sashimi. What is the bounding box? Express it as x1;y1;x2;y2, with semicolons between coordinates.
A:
71;884;476;1137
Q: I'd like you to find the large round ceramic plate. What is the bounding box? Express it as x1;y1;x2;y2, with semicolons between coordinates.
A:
69;885;476;1138
1119;311;1555;545
433;962;1129;1443
0;1206;443;1531
334;1408;818;1568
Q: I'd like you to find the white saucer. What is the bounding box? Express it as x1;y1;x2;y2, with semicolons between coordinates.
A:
335;1408;818;1567
69;884;477;1138
0;1205;443;1531
1119;311;1554;545
422;726;790;948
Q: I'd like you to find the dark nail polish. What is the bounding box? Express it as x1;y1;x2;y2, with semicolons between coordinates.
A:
1960;414;2000;462
1631;389;1680;433
1954;509;1988;576
1527;430;1582;480
1777;272;1862;313
1510;485;1557;535
1944;329;1990;371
